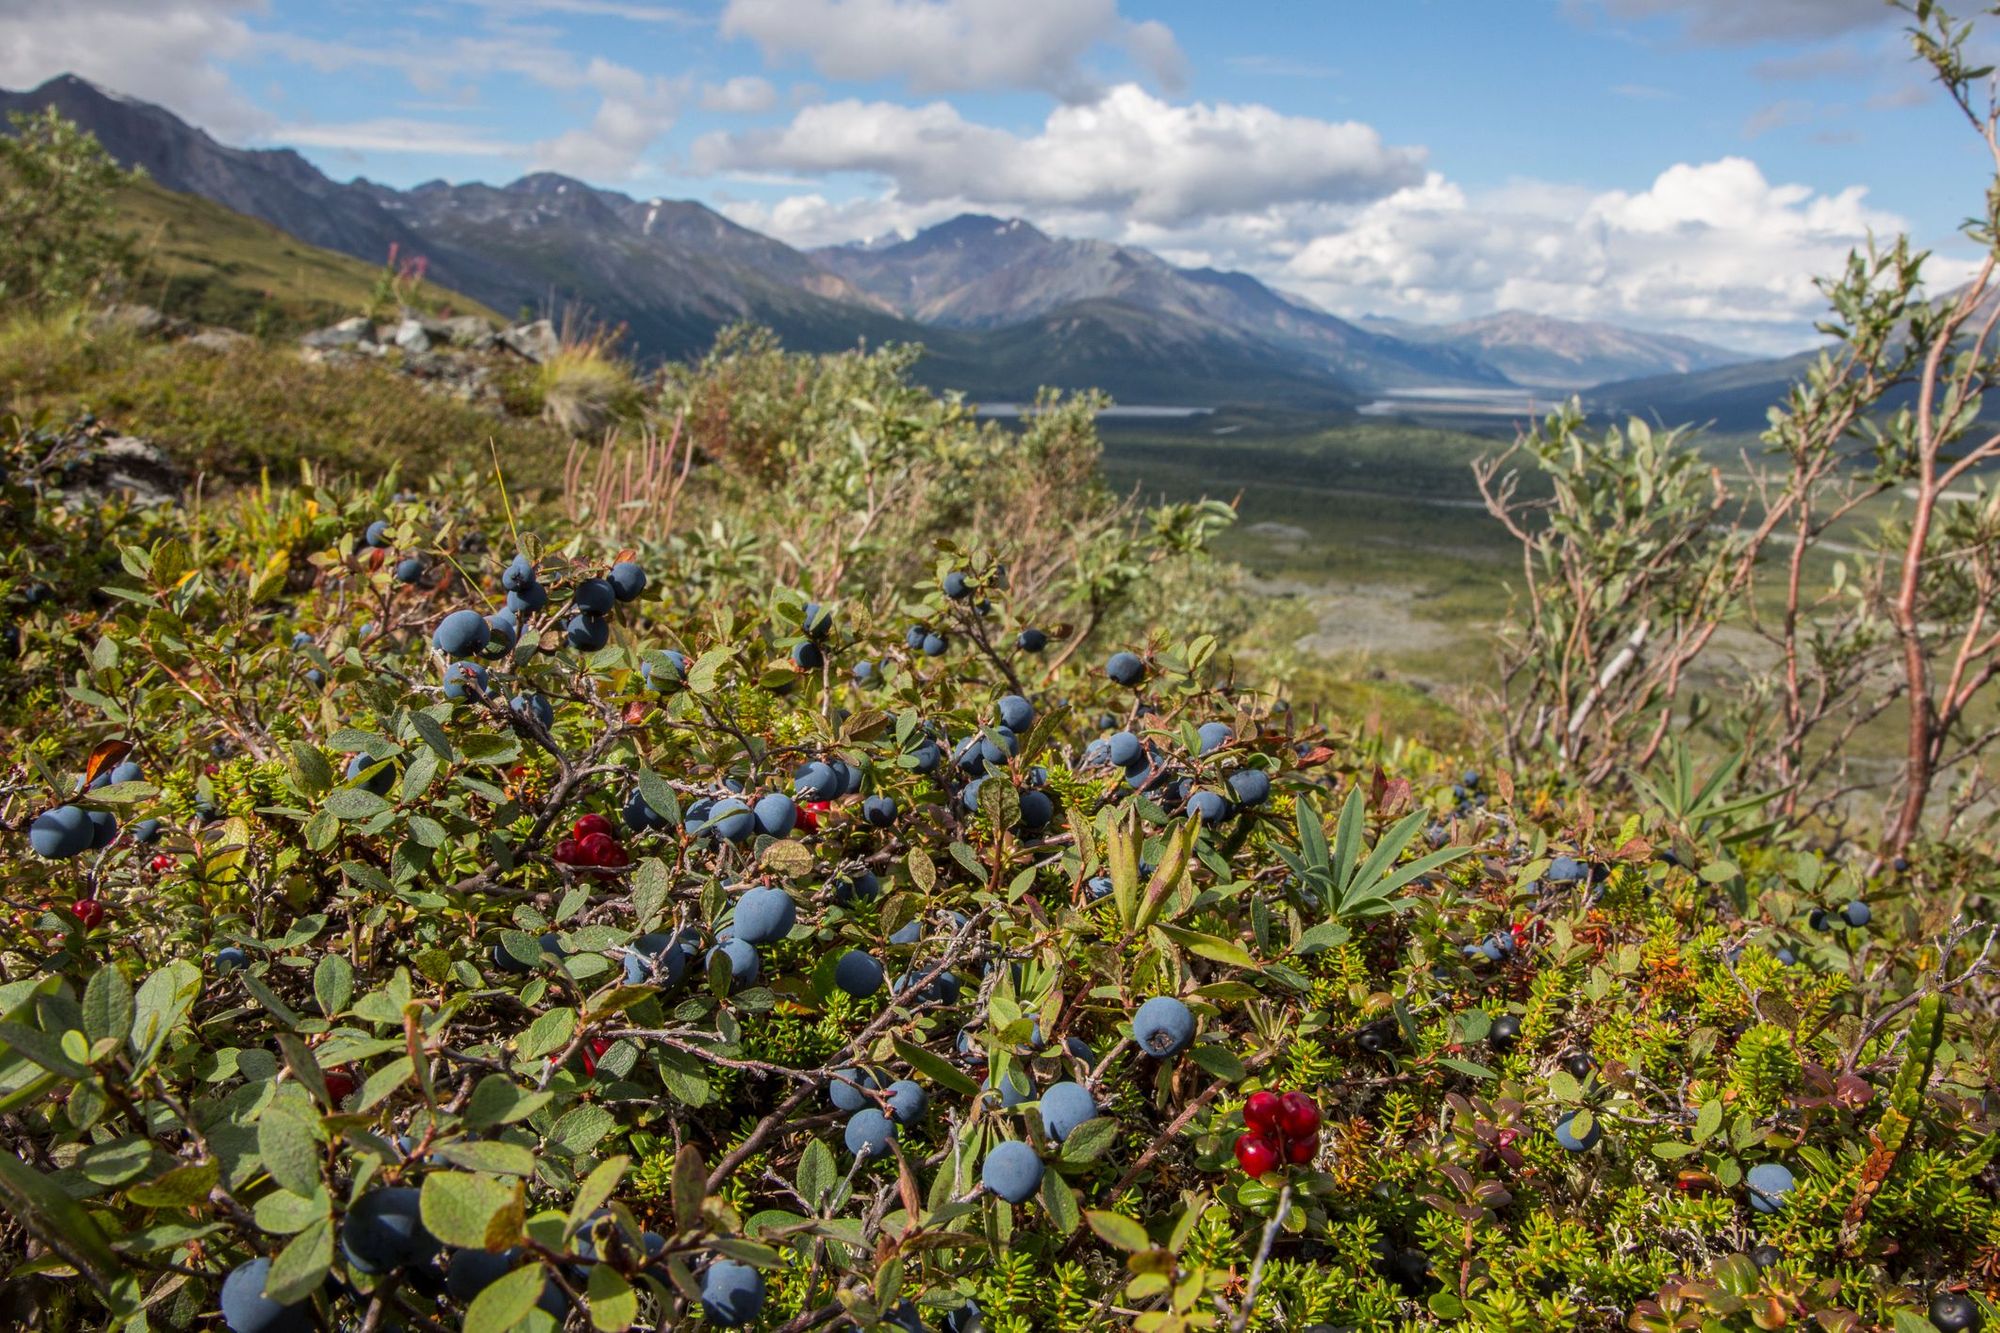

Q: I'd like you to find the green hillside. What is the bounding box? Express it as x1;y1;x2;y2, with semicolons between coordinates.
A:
113;176;501;335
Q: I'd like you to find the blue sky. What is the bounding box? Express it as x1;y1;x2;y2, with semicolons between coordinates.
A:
3;0;1986;352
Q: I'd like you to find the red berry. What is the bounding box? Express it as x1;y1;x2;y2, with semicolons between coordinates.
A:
553;837;582;865
1285;1132;1318;1165
794;805;819;834
149;854;174;873
69;899;105;929
1234;1133;1280;1177
572;813;614;840
579;832;621;865
593;841;631;871
323;1070;356;1105
580;1037;612;1077
1276;1092;1321;1139
1243;1090;1282;1135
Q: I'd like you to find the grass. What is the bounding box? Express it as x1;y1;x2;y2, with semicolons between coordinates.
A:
0;305;569;486
112;177;501;336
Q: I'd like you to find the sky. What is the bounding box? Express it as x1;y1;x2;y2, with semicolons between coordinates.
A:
0;0;1990;355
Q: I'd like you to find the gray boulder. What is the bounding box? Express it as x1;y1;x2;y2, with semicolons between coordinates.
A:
500;319;560;364
301;317;374;350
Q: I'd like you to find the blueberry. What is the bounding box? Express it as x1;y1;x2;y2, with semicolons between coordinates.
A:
753;793;798;838
1196;721;1233;755
1185;790;1230;825
844;1108;896;1162
1546;855;1587;883
884;1079;928;1124
566;613;610;652
340;1186;441;1274
708;939;760;988
921;632;947;657
1552;1110;1600;1152
29;805;93;859
216;946;250;972
1133;996;1196;1059
997;694;1035;732
703;798;756;843
622;931;689;987
442;661;487;700
363;520;391;548
506;582;549;614
862;795;899;827
643;651;688;691
831;869;881;904
888;918;922;946
512;693;555;729
1930;1293;1982;1333
794;761;840;801
905;624;927;650
1746;1162;1794;1213
1227;769;1271;807
802;601;833;639
502;554;537;591
985;1067;1035;1109
1106;731;1142;768
219;1257;314;1333
962;777;986;812
130;818;161;844
909;739;942;774
608;561;646;602
1017;789;1055;831
1488;1014;1521;1052
1037;1081;1098;1142
573;578;615;615
1842;900;1872;928
1105;651;1145;686
732;887;797;945
828;1067;880;1112
1749;1244;1781;1269
792;640;824;671
85;809;118;849
699;1260;767;1328
106;760;142;786
981;1140;1044;1203
834;950;885;997
1809;908;1831;932
431;609;490;658
853;659;878;685
445;1249;568;1319
943;570;971;599
393;557;424;584
1775;947;1797;966
1017;628;1046;652
1086;875;1113;900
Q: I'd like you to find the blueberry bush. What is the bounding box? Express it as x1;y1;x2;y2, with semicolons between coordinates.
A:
0;393;1997;1333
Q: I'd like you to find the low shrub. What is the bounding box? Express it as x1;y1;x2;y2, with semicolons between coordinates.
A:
0;404;1993;1333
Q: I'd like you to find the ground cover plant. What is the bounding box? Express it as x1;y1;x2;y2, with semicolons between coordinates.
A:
0;402;1996;1333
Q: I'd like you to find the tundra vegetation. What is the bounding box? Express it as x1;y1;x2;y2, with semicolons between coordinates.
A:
0;6;1996;1333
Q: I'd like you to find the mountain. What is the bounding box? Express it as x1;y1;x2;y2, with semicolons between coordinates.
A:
1357;309;1751;389
816;215;1509;391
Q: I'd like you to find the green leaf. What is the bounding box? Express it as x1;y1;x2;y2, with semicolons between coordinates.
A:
1434;1057;1496;1080
263;1215;333;1306
572;1156;631;1233
796;1139;835;1208
129;961;201;1068
1040;1168;1080;1235
587;1265;638;1332
671;1145;705;1233
891;1038;979;1097
1084;1210;1150;1253
1293;921;1349;954
422;1171;524;1250
0;1148;132;1310
0;1023;90;1079
519;1007;577;1061
463;1261;546;1333
312;955;353;1018
324;788;390;821
82;967;133;1046
465;1076;551;1129
437;1140;539;1176
1154;923;1255;969
1188;1043;1246;1083
126;1160;218;1208
1694;1099;1723;1143
548;1104;615;1156
1058;1117;1117;1166
257;1102;322;1197
1651;1141;1698;1160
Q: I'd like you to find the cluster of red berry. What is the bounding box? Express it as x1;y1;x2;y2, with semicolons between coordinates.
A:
552;813;630;870
1233;1088;1321;1177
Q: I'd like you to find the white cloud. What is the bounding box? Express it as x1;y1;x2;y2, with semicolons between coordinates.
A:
274;118;524;157
1573;0;1894;44
1282;158;1927;353
717;0;1186;102
0;0;270;139
700;75;778;113
446;0;698;21
692;84;1424;225
531;58;684;178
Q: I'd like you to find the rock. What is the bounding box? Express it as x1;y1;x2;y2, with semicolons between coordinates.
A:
69;436;183;506
440;315;497;349
500;319;560;364
393;318;432;353
184;328;252;354
91;304;169;337
301;317;374;350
